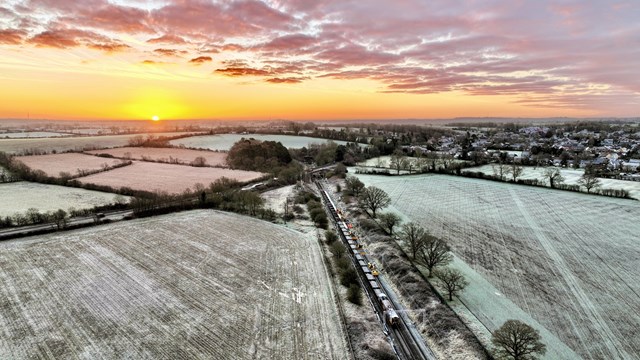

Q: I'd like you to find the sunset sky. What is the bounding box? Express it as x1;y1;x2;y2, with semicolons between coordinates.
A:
0;0;638;121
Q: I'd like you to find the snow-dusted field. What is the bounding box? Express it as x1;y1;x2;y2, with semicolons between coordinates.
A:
0;132;198;154
0;210;348;359
0;181;125;217
466;164;640;199
0;132;73;138
16;153;127;177
77;162;264;194
356;174;640;360
86;147;227;167
170;134;354;151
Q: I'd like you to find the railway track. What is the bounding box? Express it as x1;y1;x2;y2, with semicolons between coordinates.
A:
317;181;436;360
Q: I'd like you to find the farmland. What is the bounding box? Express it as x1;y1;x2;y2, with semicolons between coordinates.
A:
170;134;355;151
0;132;73;138
0;181;125;218
0;210;348;359
466;164;640;199
15;153;127;177
0;132;199;154
355;173;640;360
77;162;264;194
86;147;227;167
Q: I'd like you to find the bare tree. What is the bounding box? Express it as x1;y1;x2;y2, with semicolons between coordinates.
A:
378;212;402;235
542;167;564;188
358;186;390;218
510;163;524;182
389;150;408;174
401;222;426;259
433;267;468;301
492;320;547;360
415;235;452;276
577;171;601;194
492;162;510;180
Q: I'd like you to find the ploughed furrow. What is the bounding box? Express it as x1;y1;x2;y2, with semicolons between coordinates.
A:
0;210;349;359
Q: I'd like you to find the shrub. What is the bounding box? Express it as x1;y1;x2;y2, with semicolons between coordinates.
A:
340;266;358;287
325;230;338;244
347;283;362;305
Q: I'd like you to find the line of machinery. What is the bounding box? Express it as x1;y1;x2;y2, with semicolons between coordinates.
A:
318;182;436;360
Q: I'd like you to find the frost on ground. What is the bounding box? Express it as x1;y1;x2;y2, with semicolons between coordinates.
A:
15;153;127;177
466;164;640;199
77;161;265;194
0;181;125;217
0;132;198;154
86;147;227;167
261;185;296;214
0;210;348;359
356;173;640;360
0;132;73;138
169;134;354;151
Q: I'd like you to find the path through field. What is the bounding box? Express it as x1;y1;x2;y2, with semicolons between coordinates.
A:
0;210;348;359
356;173;640;360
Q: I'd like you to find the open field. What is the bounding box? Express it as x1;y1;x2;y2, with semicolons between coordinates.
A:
0;181;125;217
466;164;640;199
16;153;127;177
355;173;640;360
77;162;264;194
0;210;348;359
170;134;356;151
86;147;227;167
0;132;73;138
0;132;199;154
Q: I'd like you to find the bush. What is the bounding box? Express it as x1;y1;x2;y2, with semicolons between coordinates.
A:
325;230;338;244
347;283;362;305
359;218;383;233
340;266;358;287
330;241;346;257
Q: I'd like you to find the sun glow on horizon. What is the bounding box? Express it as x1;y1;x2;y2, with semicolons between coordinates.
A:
152;115;160;121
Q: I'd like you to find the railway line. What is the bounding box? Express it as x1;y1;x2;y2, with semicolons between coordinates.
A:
318;181;436;360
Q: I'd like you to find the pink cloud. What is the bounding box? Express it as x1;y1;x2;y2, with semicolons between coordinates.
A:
266;77;308;84
153;48;186;57
27;27;128;53
215;67;271;77
0;29;26;45
147;34;188;45
2;0;638;113
189;56;212;64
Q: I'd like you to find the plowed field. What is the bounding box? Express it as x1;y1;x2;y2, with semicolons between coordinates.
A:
77;162;264;194
0;210;348;359
16;153;126;177
86;147;227;167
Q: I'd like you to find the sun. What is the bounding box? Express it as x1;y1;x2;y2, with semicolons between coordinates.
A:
151;115;160;121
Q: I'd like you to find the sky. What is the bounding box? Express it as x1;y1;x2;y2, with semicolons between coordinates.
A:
0;0;638;121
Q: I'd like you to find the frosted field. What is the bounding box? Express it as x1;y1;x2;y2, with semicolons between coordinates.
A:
0;132;73;138
356;174;640;360
0;210;348;359
16;153;126;177
86;147;227;167
170;134;354;151
0;132;198;154
467;164;640;199
0;181;125;217
77;162;264;194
